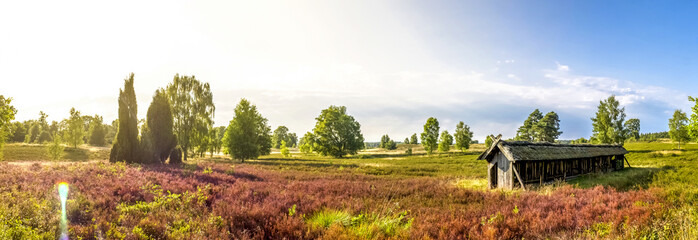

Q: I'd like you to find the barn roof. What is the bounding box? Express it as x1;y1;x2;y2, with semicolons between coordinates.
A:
477;139;628;162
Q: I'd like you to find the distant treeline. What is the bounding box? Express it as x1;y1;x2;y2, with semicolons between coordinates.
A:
638;132;669;141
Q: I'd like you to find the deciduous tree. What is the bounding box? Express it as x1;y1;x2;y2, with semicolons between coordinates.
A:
421;117;439;154
311;106;364;158
669;109;690;149
223;99;272;162
624;118;640;141
0;96;17;160
438;130;453;152
454;121;473;152
591;96;627;144
280;140;290;157
88;115;107;146
410;133;418;144
47;135;65;160
272;126;297;149
64;108;85;148
687;96;698;140
299;132;315;153
10;121;26;142
166;74;215;161
380;134;394;149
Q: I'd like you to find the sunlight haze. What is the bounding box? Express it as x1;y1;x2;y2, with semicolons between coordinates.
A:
1;0;693;141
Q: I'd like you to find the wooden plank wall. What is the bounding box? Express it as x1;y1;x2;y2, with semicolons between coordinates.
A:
514;155;625;184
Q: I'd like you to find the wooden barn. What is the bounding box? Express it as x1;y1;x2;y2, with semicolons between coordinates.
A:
477;139;629;190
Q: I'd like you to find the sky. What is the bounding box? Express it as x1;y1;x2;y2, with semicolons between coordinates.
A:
1;0;697;142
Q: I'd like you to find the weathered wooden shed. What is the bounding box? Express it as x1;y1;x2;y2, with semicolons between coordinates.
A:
477;139;629;190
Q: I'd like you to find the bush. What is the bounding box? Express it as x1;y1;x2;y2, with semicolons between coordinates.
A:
169;147;182;165
46;136;65;160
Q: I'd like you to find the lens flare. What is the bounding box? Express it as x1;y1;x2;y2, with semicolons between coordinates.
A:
58;182;69;240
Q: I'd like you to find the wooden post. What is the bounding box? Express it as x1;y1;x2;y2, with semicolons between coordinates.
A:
512;164;526;191
624;156;632;168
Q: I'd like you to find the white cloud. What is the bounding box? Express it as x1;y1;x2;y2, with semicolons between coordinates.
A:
555;61;570;71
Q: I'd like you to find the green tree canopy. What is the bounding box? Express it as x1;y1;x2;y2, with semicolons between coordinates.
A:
25;122;39;143
110;73;140;163
515;109;543;141
669;109;690;149
272;126;297;149
145;89;176;163
64;107;85;148
410;133;418;144
166;74;215;161
624;118;640;141
311;106;364;158
223;99;272;162
404;137;410;144
485;134;502;149
299;132;315;153
687;96;698;140
591;96;627;144
280;140;290;157
88;115;106;146
454;121;473;152
0;96;17;160
537;111;562;143
10;121;26;142
438;130;453;152
421;117;440;154
379;134;393;149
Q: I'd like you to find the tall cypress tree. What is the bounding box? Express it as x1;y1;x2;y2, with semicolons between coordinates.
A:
110;73;139;163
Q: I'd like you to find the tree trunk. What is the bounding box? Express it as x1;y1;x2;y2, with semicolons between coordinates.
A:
183;146;188;161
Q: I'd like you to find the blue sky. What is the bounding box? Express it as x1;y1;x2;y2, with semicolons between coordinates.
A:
1;0;696;141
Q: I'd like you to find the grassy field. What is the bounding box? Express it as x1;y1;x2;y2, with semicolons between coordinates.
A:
2;143;110;162
0;141;696;239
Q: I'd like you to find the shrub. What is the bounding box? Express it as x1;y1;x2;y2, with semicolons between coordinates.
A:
46;136;65;160
169;147;182;165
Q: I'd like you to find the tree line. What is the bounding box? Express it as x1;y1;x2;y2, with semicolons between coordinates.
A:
5;80;697;163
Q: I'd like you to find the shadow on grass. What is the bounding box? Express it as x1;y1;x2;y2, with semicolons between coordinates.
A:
139;163;264;182
63;148;90;161
569;166;672;191
245;158;360;169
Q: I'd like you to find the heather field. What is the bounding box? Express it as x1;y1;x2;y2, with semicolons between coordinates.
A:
1;142;697;239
